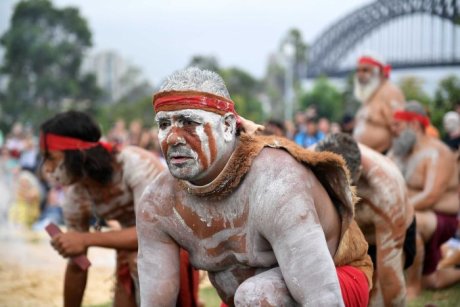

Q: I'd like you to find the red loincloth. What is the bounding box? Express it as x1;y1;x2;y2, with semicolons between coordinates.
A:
220;265;368;307
423;212;458;275
177;249;200;307
337;265;369;307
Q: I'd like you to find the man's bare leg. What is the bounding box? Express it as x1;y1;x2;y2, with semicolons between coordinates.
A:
422;267;460;289
234;267;295;307
114;251;137;307
406;233;424;299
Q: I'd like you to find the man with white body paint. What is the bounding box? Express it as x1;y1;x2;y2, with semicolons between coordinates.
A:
389;101;460;296
40;111;199;307
316;133;415;307
137;67;373;306
353;54;405;153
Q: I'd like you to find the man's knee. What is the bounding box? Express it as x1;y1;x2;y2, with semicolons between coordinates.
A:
234;273;293;307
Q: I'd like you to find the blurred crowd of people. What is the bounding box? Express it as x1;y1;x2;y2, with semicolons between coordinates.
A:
0;118;165;231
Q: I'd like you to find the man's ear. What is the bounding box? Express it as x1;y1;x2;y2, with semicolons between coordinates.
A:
221;113;237;142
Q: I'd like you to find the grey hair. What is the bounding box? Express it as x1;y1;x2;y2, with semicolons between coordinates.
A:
158;67;230;99
405;100;427;116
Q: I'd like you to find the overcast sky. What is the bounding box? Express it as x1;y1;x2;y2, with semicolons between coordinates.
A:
2;0;370;85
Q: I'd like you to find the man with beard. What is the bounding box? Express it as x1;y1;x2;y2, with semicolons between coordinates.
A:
353;54;405;153
316;133;415;307
389;101;460;295
40;111;200;307
137;67;373;306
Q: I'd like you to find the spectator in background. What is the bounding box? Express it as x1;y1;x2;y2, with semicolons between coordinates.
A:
341;114;355;134
127;119;143;146
443;111;460;152
318;117;330;136
8;170;41;228
330;122;342;134
108;118;128;146
294;117;325;147
33;186;64;230
264;119;286;137
19;133;38;173
6;122;25;159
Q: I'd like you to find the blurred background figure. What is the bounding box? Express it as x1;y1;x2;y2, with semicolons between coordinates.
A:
318;117;330;136
341;114;355;135
443;111;460;152
108;118;128;146
264;119;286;137
352;54;405;153
8;170;41;229
294;117;325;147
127;119;143;146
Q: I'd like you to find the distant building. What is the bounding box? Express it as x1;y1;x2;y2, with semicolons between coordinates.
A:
82;50;153;104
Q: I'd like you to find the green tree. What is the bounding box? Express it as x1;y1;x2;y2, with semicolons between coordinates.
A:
433;75;460;130
0;0;100;128
299;77;342;122
398;77;432;106
188;55;220;72
220;67;265;123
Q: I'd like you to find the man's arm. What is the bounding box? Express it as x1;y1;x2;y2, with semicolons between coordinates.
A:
52;227;138;256
136;186;180;307
57;186;92;307
254;164;343;306
409;149;453;210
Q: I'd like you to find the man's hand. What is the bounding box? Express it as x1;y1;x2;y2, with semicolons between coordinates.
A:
51;232;87;257
239;117;264;135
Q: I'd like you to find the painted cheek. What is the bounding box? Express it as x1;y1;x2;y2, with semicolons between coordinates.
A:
204;123;217;164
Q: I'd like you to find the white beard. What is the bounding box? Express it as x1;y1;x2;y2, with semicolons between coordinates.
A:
354;75;381;103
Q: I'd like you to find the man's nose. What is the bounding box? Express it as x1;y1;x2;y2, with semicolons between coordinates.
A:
167;129;186;146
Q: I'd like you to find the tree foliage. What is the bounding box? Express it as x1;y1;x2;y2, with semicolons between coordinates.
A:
0;0;100;129
299;77;342;122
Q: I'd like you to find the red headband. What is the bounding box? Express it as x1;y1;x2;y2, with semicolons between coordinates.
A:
394;110;430;128
358;56;391;78
40;133;113;152
153;90;241;125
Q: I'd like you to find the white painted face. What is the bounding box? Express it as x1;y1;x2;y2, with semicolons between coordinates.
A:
155;109;236;182
42;150;73;187
353;66;381;103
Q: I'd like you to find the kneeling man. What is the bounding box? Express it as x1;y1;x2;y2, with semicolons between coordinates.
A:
137;67;373;306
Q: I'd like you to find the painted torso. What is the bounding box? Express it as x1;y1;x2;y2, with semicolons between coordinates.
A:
393;138;459;214
147;147;341;303
353;81;405;153
354;144;411;306
63;146;164;231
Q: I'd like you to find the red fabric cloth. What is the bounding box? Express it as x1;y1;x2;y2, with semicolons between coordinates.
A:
40;133;113;152
177;249;200;307
423;213;458;275
336;265;369;307
393;110;430;128
220;266;368;307
358;56;391;78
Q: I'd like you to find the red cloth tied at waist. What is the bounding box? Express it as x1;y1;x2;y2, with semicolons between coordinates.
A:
40;133;113;152
337;265;369;307
220;266;369;307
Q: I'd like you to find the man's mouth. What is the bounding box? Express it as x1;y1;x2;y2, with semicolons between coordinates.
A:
169;155;193;164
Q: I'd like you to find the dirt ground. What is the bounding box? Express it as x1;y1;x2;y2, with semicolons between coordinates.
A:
0;227;115;307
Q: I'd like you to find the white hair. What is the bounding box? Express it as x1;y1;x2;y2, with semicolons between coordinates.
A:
443;111;460;134
159;67;230;99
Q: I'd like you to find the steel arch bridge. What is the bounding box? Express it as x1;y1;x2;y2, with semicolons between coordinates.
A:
306;0;460;78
